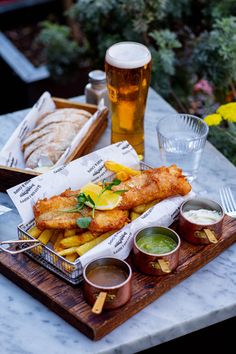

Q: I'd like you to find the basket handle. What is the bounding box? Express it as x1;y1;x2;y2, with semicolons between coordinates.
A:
0;239;41;255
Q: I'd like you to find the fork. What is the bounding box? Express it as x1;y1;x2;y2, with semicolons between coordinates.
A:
220;186;236;218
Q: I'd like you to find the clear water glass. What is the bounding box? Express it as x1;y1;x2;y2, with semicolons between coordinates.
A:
157;114;209;182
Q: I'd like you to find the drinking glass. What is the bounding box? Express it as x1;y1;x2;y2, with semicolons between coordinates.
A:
105;42;152;155
156;114;209;182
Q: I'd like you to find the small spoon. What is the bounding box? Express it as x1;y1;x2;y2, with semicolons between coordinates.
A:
92;292;107;315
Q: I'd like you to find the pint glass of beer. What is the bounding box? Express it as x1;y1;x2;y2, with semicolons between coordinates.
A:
105;42;152;155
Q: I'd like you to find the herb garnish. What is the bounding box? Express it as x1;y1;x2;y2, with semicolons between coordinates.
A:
77;216;92;229
67;192;96;214
99;179;128;197
63;179;127;229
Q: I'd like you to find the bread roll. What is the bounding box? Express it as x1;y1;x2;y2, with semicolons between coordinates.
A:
21;108;91;169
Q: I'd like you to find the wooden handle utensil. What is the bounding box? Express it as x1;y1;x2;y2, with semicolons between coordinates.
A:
204;229;218;244
92;292;107;315
158;259;171;273
150;259;171;273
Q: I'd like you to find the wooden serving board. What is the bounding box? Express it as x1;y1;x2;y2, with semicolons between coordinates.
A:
0;216;236;340
0;98;108;192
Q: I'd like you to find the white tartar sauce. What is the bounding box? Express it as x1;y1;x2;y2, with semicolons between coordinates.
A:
183;209;221;225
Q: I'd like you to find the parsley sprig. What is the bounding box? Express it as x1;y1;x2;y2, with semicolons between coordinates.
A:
76;216;92;229
63;179;127;229
61;192;94;228
98;178;128;197
63;193;88;212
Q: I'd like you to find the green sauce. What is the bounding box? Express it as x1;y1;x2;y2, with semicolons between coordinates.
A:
136;234;177;254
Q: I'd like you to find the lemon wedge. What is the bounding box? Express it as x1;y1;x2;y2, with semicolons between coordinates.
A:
80;182;122;210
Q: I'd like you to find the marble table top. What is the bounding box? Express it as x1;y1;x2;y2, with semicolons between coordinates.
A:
0;88;236;354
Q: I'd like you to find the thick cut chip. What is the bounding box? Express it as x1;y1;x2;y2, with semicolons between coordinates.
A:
105;160;141;176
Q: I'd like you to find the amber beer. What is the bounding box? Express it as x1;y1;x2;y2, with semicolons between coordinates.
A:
105;42;152;155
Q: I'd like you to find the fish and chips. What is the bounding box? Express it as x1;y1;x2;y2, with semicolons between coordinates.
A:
28;162;191;264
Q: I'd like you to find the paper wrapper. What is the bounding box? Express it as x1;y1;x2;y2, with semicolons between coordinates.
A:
7;141;194;267
0;91;106;170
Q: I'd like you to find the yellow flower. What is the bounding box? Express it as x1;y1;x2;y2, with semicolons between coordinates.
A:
204;113;222;126
217;102;236;123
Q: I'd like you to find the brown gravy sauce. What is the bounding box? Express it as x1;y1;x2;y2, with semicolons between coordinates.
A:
87;265;128;287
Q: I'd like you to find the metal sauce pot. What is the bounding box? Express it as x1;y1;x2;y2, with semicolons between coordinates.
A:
179;197;224;245
133;226;181;276
83;257;132;314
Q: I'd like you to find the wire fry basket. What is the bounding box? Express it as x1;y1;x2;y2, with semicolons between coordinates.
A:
18;220;83;284
17;161;151;285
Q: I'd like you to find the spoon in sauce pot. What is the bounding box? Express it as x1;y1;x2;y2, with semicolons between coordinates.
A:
83;258;132;315
133;226;181;276
88;265;128;314
179;198;224;245
183;209;222;243
92;292;107;314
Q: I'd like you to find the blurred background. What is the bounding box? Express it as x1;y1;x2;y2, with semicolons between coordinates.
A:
0;0;235;163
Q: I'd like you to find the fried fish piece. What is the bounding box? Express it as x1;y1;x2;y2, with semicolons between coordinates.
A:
34;196;128;232
113;165;191;210
33;165;190;231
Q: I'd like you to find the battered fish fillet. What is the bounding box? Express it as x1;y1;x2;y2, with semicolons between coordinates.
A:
113;164;191;209
34;195;128;231
34;164;190;231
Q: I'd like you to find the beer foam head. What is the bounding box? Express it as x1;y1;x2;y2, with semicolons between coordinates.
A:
106;42;151;69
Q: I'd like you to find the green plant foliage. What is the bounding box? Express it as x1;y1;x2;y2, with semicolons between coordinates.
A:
37;21;81;77
36;0;236;164
202;0;236;21
38;0;236;97
165;0;191;18
121;0;168;32
193;17;236;91
149;30;181;95
37;0;191;94
68;0;119;28
68;0;170;48
208;124;236;165
67;0;182;95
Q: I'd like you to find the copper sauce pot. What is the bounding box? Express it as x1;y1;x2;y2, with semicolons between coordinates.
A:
83;257;132;314
133;226;181;276
179;197;224;245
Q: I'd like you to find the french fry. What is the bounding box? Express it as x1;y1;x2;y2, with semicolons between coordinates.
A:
132;204;148;214
130;211;140;221
65;253;78;262
64;229;77;238
116;170;130;181
38;229;54;245
76;230;115;256
104;160;141;176
132;199;160;214
31;245;43;256
58;247;79;257
54;231;64;252
50;229;60;245
28;226;42;239
60;231;95;248
21;235;28;241
51;254;59;264
61;261;75;272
